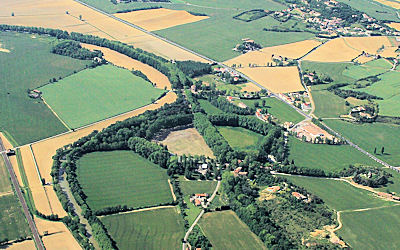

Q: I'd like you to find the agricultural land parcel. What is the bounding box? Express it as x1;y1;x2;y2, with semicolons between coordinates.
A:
160;128;215;158
81;43;172;90
304;36;398;62
40;65;165;128
324;120;400;166
77;151;173;211
217;126;264;153
115;8;208;31
0;0;208;62
101;207;185;250
342;58;392;79
0;32;87;146
199;210;266;250
239;66;304;93
336;0;400;21
241;97;304;123
288;137;380;172
284;175;400;250
0;194;30;242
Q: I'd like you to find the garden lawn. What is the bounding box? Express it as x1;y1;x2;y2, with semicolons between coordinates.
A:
338;205;400;249
283;176;391;211
242;97;304;123
0;194;30;242
40;65;165;128
199;210;266;250
217;126;263;153
342;59;392;80
324;120;400;166
101;207;185;250
0;32;86;145
77;151;173;211
288;137;380;172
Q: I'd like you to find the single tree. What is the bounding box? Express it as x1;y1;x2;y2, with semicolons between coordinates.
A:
374;147;377;154
262;99;266;107
381;146;385;154
79;14;82;20
11;12;14;16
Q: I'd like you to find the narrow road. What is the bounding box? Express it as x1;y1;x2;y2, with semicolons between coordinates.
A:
0;138;45;250
182;180;221;250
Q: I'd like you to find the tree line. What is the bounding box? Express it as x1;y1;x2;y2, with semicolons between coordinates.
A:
175;60;212;78
327;83;383;101
51;40;103;60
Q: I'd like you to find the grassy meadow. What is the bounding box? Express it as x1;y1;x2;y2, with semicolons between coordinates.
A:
0;157;11;194
338;205;400;249
342;59;392;80
242;97;304;123
217;126;263;153
324;120;400;166
101;207;185;250
288;137;379;172
40;65;165;128
199;210;266;250
77;151;173;211
336;0;400;21
198;99;224;114
0;194;30;242
312;89;350;117
0;32;87;145
301;61;353;85
283;176;391;211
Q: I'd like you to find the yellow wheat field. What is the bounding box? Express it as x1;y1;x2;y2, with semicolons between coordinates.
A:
160;128;214;158
225;40;321;67
305;36;398;62
238;66;304;93
388;22;400;31
372;0;400;9
240;83;262;92
354;55;374;64
31;91;177;185
6;240;36;250
115;8;208;31
0;0;208;62
82;43;172;90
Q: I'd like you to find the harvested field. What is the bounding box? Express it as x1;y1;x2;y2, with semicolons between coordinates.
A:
354;55;374;64
6;240;36;250
160;128;214;158
0;0;209;62
305;36;397;62
388;22;400;31
42;231;81;250
239;83;261;92
239;66;304;93
81;44;171;90
225;39;321;67
31;91;176;184
115;8;208;31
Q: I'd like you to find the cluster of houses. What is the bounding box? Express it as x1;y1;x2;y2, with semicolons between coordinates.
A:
232;167;248;177
377;192;400;201
233;38;262;54
226;96;248;109
213;67;242;83
278;93;312;112
190;193;210;207
255;108;272;123
272;1;400;37
28;89;42;99
349;106;374;120
290;121;337;143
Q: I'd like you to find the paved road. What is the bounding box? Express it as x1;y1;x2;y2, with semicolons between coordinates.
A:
182;180;221;250
0;138;45;250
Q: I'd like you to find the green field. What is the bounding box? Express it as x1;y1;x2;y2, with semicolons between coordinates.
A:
283;176;391;211
217;126;263;153
336;0;400;21
198;99;224;114
338;205;400;249
77;151;173;211
0;194;30;242
101;207;185;250
288;137;379;172
301;61;354;86
40;65;165;128
312;89;350;117
242;97;304;123
0;157;11;194
342;59;392;80
199;210;266;250
0;32;88;145
324;120;400;166
359;71;400;117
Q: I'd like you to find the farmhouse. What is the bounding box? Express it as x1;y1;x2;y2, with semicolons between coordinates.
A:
256;109;271;122
28;89;42;99
266;186;281;193
291;121;334;143
292;192;307;200
190;193;209;207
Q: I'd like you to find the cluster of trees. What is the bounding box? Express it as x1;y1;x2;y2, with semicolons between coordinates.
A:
340;165;392;188
303;72;333;86
0;24;192;89
233;9;270;22
221;172;335;248
187;225;212;249
51;40;103;60
131;69;152;83
209;96;254;115
175;60;212;78
328;83;383;101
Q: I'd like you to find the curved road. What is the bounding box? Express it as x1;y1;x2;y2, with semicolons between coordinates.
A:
0;138;45;250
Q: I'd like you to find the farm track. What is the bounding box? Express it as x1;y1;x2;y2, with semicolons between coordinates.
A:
0;138;45;250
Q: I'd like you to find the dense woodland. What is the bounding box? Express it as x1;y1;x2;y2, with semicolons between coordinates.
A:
51;40;103;60
175;60;212;78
